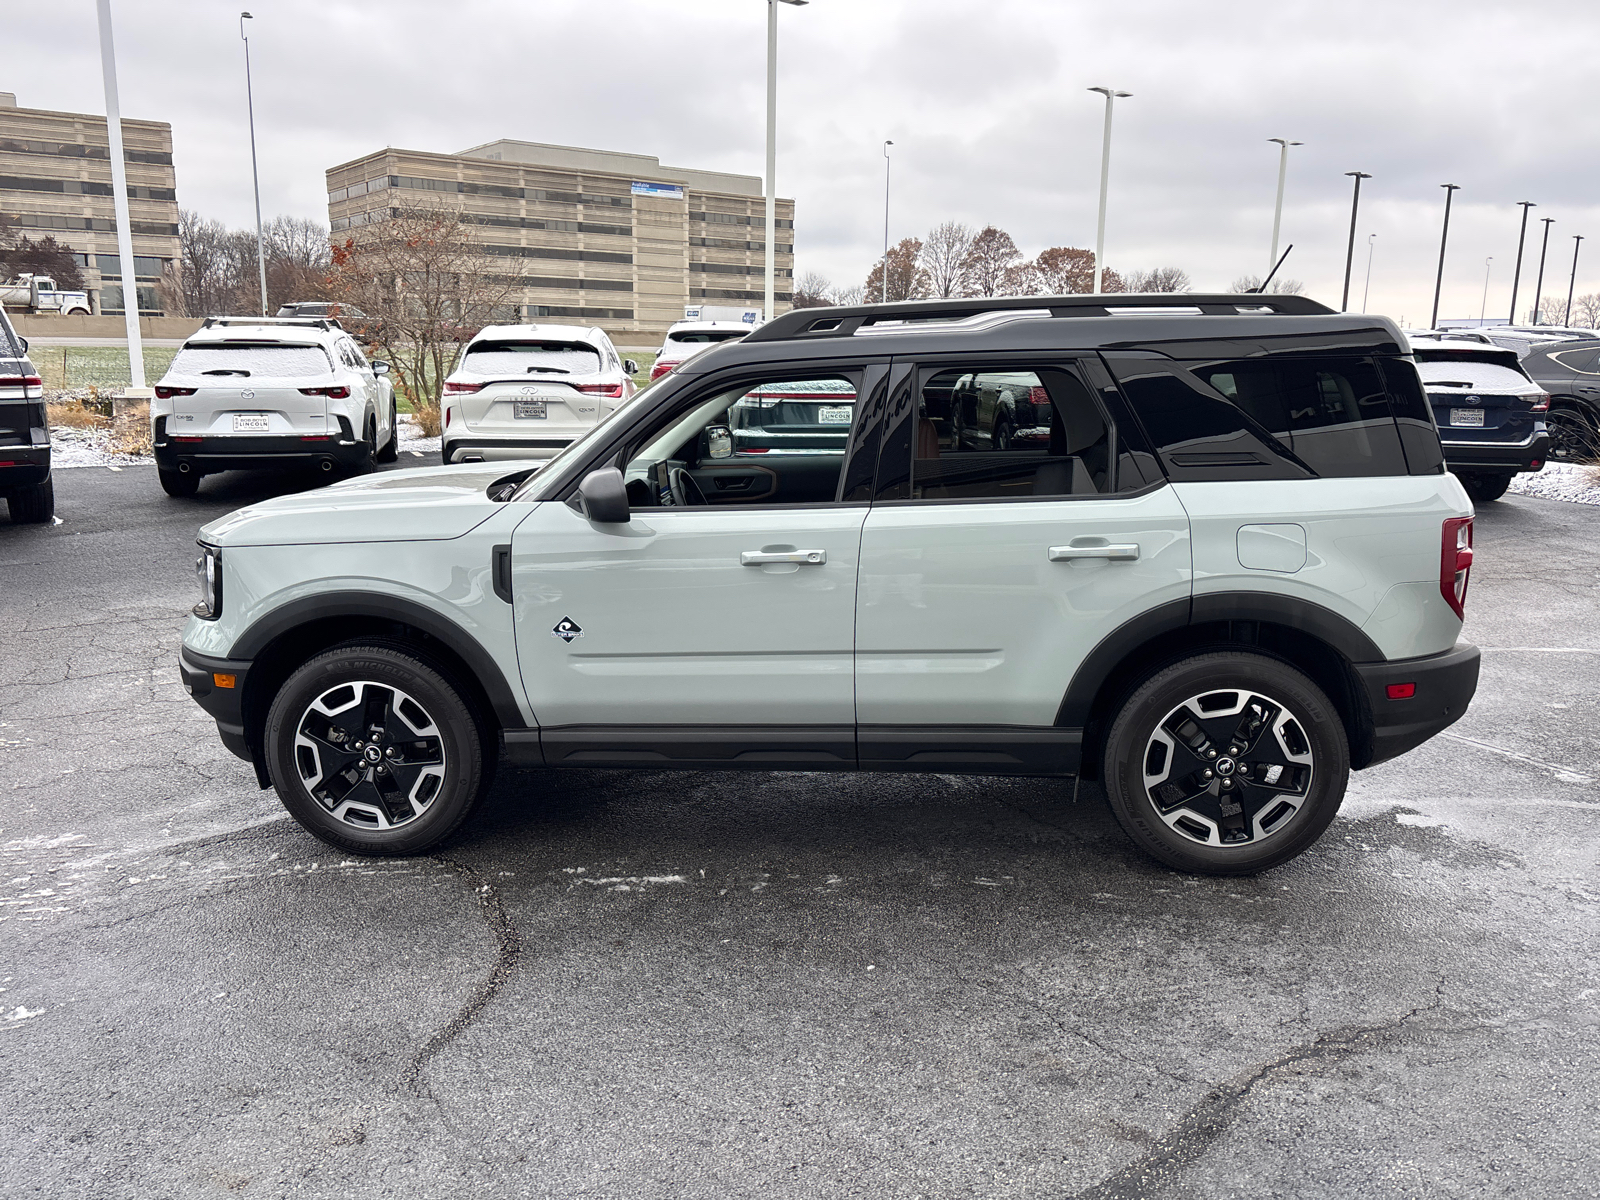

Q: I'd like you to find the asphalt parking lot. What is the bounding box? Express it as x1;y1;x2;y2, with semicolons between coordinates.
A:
3;464;1598;1199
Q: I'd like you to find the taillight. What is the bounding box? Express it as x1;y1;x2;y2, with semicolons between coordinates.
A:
0;374;43;398
1529;392;1550;412
443;381;483;394
575;383;624;398
298;385;351;398
1440;516;1474;619
155;385;196;399
650;360;680;380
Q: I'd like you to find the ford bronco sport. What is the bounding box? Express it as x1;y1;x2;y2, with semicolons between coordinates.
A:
179;294;1480;875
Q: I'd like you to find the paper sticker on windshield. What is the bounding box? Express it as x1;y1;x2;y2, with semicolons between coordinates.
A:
551;616;583;643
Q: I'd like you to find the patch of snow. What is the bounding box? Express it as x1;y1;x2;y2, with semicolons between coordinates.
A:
397;414;440;454
1507;462;1600;505
5;1005;44;1022
48;424;149;469
1395;813;1446;828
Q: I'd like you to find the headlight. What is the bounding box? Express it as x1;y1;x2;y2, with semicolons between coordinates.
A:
194;544;222;619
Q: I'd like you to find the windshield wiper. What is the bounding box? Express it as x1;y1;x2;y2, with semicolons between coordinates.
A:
525;366;570;375
202;369;251;376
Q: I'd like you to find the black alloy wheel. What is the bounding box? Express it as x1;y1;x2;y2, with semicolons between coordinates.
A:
6;477;54;523
264;643;490;856
1103;651;1350;875
1546;406;1600;462
994;418;1013;451
158;467;199;497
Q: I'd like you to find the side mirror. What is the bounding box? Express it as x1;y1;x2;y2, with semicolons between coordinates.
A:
17;337;27;355
623;358;639;376
370;360;391;375
706;424;733;459
576;467;630;524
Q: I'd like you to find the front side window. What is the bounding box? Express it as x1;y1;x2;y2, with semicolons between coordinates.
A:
462;340;602;379
166;343;334;379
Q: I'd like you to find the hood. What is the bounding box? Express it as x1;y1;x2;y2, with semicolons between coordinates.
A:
200;462;539;547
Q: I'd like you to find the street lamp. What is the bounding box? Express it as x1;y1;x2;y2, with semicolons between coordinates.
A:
1532;216;1555;325
93;0;145;390
240;12;267;317
1361;232;1376;313
1565;235;1585;327
762;0;807;323
880;139;893;302
1340;171;1370;312
1508;200;1535;325
1480;257;1492;323
1430;183;1460;331
1088;87;1130;294
1267;138;1302;280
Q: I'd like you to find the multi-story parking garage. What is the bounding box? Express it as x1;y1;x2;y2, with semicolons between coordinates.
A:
325;139;794;345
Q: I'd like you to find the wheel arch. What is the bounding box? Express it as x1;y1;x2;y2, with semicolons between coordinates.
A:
1063;593;1381;778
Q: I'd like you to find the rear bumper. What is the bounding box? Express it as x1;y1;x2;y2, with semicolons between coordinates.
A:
0;446;50;491
179;645;254;764
155;433;369;474
443;434;577;463
1354;643;1480;768
1440;430;1549;474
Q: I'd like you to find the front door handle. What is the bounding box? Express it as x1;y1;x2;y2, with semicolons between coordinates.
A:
1049;543;1140;562
741;549;827;566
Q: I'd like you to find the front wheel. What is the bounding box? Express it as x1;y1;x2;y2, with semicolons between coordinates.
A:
1102;651;1350;875
264;643;490;856
6;476;54;523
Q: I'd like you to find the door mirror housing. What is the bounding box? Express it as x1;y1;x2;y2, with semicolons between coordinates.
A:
623;358;639;376
705;424;733;459
370;359;390;375
576;467;630;524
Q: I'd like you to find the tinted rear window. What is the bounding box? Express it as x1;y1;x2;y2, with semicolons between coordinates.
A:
463;341;601;377
167;343;333;378
0;307;23;359
668;331;747;345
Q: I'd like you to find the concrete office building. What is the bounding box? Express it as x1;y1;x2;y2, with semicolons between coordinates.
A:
326;139;793;344
0;91;180;316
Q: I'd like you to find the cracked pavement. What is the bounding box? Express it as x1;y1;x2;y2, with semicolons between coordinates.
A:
2;465;1598;1198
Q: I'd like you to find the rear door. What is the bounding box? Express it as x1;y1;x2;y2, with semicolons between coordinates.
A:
854;355;1191;759
166;341;333;436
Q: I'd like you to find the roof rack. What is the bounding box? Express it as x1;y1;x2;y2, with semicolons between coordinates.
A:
747;292;1336;343
199;316;340;332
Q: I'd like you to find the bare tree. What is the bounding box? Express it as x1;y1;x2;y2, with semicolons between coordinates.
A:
328;199;516;430
1229;274;1305;295
1571;293;1600;329
792;270;834;309
864;237;930;303
920;221;975;298
829;283;864;307
1124;266;1192;293
262;215;334;313
0;233;87;290
957;226;1021;297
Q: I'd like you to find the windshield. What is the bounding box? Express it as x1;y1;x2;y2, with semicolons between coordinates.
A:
166;343;333;378
1414;358;1533;390
509;379;663;501
463;340;601;378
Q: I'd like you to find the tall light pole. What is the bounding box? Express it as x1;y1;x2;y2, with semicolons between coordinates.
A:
1088;87;1130;294
1480;257;1492;323
240;12;267;317
1361;232;1376;313
1532;216;1555;325
95;0;146;388
1565;235;1585;327
880;139;893;302
1430;183;1460;331
1340;171;1370;312
1509;200;1535;326
762;0;807;323
1267;138;1302;280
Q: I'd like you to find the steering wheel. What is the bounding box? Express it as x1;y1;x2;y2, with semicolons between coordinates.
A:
667;467;707;508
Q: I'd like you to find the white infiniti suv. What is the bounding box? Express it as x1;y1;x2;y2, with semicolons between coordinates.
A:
648;319;751;381
440;324;636;465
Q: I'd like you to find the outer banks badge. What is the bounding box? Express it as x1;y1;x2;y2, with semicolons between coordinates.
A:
551;616;583;643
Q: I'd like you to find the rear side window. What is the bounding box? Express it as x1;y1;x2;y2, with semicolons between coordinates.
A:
166;343;333;378
463;340;601;377
1377;358;1445;475
0;307;23;359
1548;346;1600;374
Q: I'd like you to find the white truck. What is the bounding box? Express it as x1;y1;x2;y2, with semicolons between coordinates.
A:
683;304;762;325
0;274;92;317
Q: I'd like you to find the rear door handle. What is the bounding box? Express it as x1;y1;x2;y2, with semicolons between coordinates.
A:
741;549;827;566
1049;543;1140;562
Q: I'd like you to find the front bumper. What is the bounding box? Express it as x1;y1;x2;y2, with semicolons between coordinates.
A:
180;645;255;766
1440;429;1549;474
1354;643;1480;768
155;433;369;474
443;434;576;464
0;445;51;491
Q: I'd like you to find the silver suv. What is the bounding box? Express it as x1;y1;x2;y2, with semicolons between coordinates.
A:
179;294;1480;876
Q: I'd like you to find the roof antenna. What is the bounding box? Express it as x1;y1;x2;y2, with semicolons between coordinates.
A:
1250;244;1293;294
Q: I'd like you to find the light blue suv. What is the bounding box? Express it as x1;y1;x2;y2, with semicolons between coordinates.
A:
179;294;1480;875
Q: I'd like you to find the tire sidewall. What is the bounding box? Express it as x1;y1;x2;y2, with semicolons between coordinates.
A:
265;644;486;856
1104;651;1350;875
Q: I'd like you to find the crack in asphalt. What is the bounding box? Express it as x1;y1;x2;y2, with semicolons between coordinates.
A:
1067;976;1451;1200
399;856;523;1100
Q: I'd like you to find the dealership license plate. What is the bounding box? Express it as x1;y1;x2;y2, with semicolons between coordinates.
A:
1450;408;1485;427
514;399;548;419
817;405;852;424
232;413;270;432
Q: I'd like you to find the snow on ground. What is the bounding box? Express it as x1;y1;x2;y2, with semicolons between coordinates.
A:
48;413;442;469
1508;461;1600;506
396;414;440;454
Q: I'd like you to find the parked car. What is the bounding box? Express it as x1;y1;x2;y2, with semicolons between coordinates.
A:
274;301;380;343
0;304;51;522
1518;338;1600;462
179;292;1479;877
151;316;397;497
1407;335;1550;501
648;320;751;381
439;324;636;465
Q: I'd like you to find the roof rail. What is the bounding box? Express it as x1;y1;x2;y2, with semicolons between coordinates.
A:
747;292;1337;343
199;315;339;332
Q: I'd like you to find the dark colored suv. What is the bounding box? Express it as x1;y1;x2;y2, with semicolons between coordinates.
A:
1519;339;1600;462
1410;337;1550;502
0;306;51;523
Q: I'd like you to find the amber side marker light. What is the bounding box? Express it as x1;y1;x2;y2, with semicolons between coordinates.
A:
1386;683;1416;700
213;673;237;689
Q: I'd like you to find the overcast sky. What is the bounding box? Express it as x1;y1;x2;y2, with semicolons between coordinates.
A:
12;0;1600;322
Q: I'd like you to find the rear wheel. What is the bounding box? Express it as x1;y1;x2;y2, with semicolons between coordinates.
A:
6;477;54;523
1547;406;1600;462
158;467;199;497
264;643;491;856
374;400;399;463
1460;472;1512;502
1103;651;1350;875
